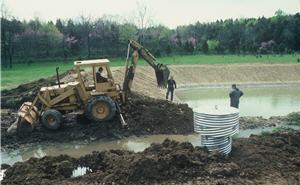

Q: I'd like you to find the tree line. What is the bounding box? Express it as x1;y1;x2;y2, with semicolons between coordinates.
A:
1;10;300;68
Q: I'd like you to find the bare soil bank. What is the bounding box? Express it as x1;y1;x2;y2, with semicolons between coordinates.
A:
2;131;300;185
112;63;300;99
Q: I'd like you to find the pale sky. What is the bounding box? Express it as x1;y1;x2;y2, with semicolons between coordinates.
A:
3;0;300;28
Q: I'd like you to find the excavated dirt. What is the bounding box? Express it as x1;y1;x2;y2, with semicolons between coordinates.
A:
1;92;193;149
0;72;193;149
2;131;300;185
240;116;287;129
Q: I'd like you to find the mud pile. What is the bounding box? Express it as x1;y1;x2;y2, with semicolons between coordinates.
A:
240;116;287;129
3;131;300;185
1;93;193;149
239;112;300;129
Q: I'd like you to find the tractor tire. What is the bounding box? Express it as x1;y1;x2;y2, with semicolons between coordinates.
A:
41;109;62;130
85;96;116;122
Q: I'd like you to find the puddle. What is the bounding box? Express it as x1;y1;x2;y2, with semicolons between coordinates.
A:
0;134;200;166
1;124;300;166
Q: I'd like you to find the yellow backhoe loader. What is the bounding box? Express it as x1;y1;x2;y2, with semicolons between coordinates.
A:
8;40;170;133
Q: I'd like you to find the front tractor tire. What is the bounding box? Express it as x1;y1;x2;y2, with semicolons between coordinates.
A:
85;96;116;122
41;109;62;130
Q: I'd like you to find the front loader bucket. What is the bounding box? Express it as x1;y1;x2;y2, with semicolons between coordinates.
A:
155;64;170;88
13;102;39;133
18;102;39;125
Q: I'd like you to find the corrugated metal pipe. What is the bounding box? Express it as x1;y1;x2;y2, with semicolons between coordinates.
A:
194;105;239;154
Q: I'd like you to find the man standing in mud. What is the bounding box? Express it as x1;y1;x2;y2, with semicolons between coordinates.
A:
229;84;244;108
166;76;177;101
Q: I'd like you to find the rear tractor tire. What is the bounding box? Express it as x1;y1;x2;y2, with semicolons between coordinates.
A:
85;96;116;122
41;109;62;130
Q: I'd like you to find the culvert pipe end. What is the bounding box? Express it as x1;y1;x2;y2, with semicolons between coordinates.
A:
193;105;239;155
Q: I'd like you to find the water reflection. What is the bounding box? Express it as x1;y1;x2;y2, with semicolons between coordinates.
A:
2;125;300;166
1;134;200;166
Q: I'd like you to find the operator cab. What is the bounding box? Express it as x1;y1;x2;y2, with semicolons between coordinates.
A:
74;59;116;92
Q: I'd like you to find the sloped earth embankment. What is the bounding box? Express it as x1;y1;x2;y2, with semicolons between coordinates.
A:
111;63;300;99
2;131;300;185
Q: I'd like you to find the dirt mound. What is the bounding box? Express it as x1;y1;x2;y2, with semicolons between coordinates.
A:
3;131;300;185
1;93;193;149
239;116;286;129
1;69;193;149
239;112;300;129
2;155;76;185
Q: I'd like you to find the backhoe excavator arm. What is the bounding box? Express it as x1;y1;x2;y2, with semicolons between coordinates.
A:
123;40;170;93
129;40;158;69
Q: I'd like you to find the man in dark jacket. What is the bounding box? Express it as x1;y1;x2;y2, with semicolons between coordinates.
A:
166;76;177;101
229;84;244;108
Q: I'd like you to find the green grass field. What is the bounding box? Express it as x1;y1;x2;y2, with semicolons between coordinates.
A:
159;54;300;64
1;54;299;90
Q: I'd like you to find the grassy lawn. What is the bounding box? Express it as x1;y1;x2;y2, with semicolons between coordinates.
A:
1;54;299;90
0;58;126;90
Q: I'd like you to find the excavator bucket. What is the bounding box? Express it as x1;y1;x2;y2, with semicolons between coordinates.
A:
127;40;170;88
155;64;170;88
8;102;39;133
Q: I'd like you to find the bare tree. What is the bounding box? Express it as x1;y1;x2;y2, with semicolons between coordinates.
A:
135;1;152;44
1;0;12;19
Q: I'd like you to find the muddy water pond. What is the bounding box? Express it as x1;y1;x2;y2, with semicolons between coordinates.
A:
176;86;300;118
2;125;300;166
